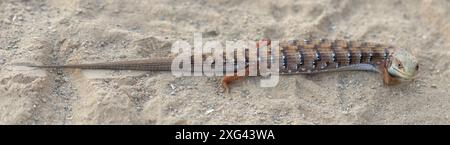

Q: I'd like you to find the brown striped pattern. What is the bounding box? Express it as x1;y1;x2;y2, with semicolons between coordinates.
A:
275;39;393;74
31;39;395;75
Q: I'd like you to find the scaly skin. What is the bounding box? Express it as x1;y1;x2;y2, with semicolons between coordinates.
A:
26;39;419;92
386;48;419;79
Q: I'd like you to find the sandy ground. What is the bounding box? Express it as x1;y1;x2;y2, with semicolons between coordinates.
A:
0;0;449;124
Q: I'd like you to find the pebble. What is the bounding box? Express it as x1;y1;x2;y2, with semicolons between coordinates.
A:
431;84;437;89
41;97;47;103
76;9;83;14
40;5;48;10
25;6;32;11
99;41;106;47
240;90;250;97
118;54;127;58
205;109;214;115
131;92;138;97
422;35;427;39
331;25;337;31
55;78;62;83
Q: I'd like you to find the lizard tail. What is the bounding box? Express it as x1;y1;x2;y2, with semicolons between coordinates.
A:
24;59;174;71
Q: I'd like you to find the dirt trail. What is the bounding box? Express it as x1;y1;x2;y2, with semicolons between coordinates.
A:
0;0;448;124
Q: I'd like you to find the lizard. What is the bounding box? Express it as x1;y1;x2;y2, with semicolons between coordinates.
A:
25;39;419;92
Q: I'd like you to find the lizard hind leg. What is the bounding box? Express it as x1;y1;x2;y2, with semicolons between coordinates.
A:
220;76;245;93
220;68;250;93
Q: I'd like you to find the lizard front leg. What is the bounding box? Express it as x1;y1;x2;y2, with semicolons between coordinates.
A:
220;38;270;93
220;68;250;93
380;62;400;85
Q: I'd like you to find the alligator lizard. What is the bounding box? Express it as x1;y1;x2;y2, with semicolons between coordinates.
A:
27;39;419;92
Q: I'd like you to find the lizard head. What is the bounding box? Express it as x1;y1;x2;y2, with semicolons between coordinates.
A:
386;48;419;80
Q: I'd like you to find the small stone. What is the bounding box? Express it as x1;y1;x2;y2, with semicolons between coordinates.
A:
118;54;127;58
54;77;62;83
431;84;437;88
170;84;176;90
130;92;138;97
170;91;176;96
64;76;70;82
99;41;106;47
240;90;250;97
76;9;83;14
358;96;364;100
40;4;48;10
205;109;214;115
25;6;32;11
41;97;47;103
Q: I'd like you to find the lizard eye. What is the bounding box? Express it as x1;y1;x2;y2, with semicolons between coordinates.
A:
397;63;403;69
415;64;419;70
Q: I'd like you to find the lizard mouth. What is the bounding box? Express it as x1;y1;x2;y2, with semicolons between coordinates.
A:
389;68;417;80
